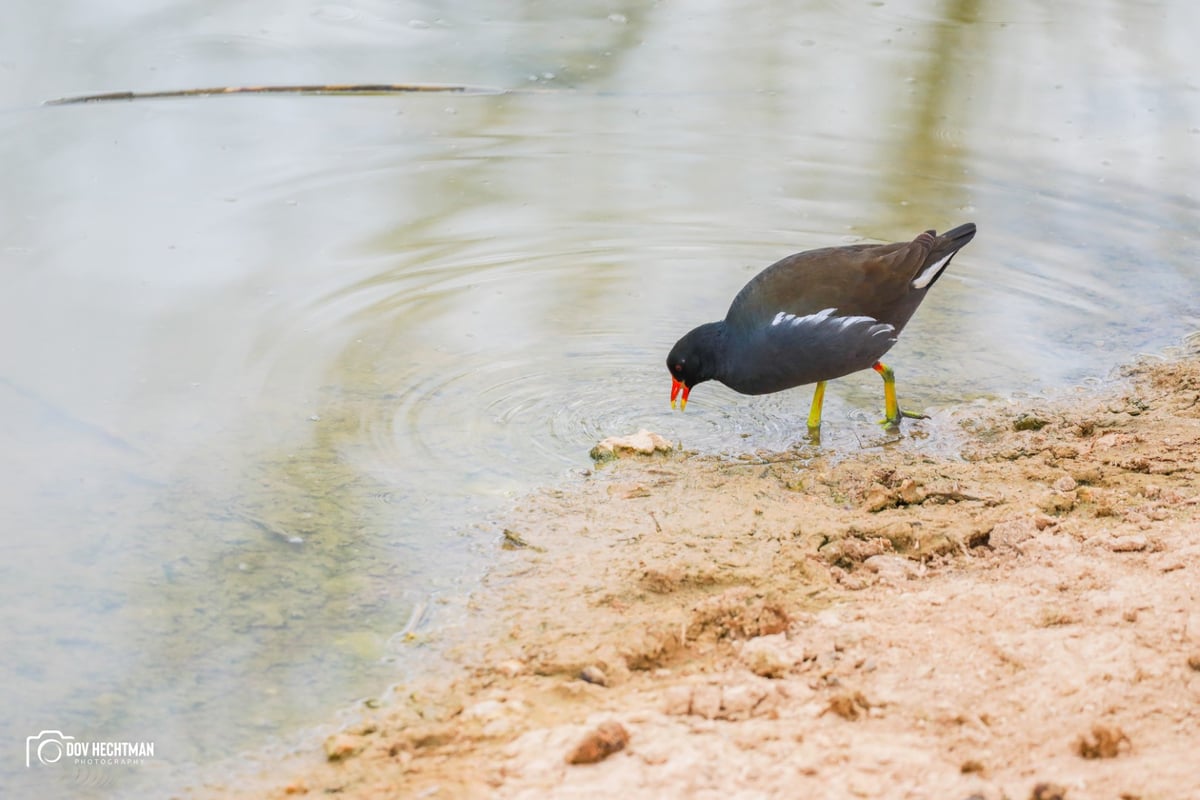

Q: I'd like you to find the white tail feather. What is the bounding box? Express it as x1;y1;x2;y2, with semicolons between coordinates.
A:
911;252;954;290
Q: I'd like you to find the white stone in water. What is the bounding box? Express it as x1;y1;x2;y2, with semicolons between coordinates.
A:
590;429;673;461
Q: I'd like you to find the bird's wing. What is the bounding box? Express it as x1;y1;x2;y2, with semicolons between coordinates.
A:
725;239;932;332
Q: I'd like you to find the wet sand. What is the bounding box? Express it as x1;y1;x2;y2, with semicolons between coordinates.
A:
196;353;1200;800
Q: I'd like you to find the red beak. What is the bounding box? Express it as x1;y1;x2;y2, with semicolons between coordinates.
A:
670;377;690;410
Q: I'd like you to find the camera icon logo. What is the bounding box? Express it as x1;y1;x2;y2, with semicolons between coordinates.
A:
26;731;74;767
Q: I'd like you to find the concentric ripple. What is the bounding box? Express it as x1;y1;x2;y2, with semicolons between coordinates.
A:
283;206;857;492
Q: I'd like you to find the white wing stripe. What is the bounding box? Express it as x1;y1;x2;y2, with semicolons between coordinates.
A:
768;308;896;339
771;307;838;327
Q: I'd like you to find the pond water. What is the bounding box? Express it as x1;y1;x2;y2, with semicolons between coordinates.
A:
2;0;1199;796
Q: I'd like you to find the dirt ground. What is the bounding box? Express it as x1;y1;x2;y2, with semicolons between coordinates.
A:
200;355;1200;800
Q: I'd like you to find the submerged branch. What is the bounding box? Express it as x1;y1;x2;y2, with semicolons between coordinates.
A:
44;82;510;106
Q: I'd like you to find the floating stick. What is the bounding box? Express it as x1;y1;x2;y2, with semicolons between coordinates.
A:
44;82;509;105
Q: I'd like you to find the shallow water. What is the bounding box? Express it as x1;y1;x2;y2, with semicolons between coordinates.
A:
2;0;1199;796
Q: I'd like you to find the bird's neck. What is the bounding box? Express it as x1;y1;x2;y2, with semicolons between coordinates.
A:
689;321;729;381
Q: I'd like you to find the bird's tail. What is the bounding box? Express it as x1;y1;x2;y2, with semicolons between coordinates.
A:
936;222;977;252
910;222;977;290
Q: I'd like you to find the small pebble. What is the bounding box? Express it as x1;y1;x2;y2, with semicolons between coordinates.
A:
1075;723;1130;759
579;665;609;686
1030;783;1067;800
566;721;629;764
1053;475;1077;492
740;634;791;678
1109;534;1148;552
323;733;364;761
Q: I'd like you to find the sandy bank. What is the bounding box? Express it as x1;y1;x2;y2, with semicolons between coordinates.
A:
198;354;1200;800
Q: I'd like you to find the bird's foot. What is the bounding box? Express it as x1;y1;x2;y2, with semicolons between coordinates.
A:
879;408;929;429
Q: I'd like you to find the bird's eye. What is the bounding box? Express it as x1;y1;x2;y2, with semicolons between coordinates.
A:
673;362;684;374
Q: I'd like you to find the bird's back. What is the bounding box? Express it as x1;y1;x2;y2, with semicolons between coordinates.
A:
725;238;935;334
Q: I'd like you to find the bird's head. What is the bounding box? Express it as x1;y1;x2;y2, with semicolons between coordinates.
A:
666;323;723;410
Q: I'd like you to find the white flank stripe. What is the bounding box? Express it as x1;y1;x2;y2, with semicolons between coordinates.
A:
768;308;895;339
868;322;896;338
836;315;876;329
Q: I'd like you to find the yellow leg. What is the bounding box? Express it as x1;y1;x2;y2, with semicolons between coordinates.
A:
806;381;827;431
873;362;928;428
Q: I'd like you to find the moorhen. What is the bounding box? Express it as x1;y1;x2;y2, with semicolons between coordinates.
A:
667;223;976;431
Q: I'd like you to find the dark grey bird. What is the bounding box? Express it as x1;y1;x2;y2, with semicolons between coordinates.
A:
667;223;977;430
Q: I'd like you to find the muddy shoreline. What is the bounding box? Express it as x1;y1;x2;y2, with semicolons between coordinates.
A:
196;354;1200;800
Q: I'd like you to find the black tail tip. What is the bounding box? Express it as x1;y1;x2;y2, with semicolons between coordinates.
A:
941;222;977;243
